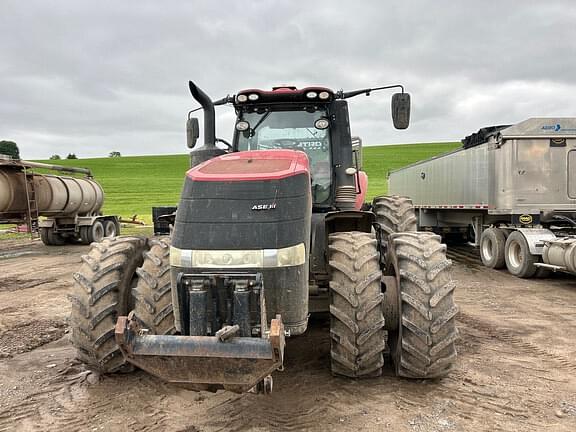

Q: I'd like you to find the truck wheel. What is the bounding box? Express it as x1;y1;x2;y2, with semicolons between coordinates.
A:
372;195;417;236
80;220;105;244
103;220;118;238
479;227;506;269
504;231;538;278
328;231;385;378
69;236;148;373
39;227;66;246
132;237;176;335
387;232;458;378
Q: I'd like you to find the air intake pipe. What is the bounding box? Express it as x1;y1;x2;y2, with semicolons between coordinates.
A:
188;81;226;167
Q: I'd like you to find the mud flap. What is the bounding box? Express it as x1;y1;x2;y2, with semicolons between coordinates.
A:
115;314;285;393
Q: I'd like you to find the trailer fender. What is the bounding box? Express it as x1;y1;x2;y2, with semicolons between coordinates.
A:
515;228;556;255
38;219;54;228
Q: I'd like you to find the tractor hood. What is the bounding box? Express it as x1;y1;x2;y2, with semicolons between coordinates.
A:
186;149;310;182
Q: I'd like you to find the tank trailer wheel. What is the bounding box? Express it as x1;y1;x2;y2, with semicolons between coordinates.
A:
479;227;506;269
40;227;66;246
372;195;417;237
132;237;176;335
328;231;386;378
386;232;458;379
80;220;105;244
504;231;538;278
104;220;118;238
69;236;148;373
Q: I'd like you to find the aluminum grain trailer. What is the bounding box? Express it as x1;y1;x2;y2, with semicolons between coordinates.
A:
388;118;576;278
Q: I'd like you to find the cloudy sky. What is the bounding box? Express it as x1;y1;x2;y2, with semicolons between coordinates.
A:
1;0;575;159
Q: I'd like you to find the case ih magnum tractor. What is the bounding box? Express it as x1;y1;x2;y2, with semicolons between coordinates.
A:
70;82;458;393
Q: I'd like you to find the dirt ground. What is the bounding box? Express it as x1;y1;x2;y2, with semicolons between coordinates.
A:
0;238;575;432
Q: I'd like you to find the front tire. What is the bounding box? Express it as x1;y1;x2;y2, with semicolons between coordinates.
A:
328;232;386;378
132;237;176;335
387;232;458;378
69;236;148;373
504;231;538;278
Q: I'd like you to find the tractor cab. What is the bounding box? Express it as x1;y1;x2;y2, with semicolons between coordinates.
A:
233;87;335;204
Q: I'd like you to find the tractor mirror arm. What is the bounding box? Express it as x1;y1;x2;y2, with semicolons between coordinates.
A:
213;95;235;106
338;84;405;99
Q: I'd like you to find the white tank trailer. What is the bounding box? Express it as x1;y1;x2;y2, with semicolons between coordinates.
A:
388;118;576;278
0;157;119;245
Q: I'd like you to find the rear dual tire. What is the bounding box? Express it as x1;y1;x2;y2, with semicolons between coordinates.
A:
80;220;117;245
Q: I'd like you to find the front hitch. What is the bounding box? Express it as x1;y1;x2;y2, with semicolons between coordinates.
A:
114;313;285;393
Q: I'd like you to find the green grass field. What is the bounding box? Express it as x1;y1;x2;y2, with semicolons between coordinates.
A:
33;142;459;223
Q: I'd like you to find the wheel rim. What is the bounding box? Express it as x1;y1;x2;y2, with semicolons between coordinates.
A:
481;237;493;261
508;240;523;269
92;223;104;243
104;221;117;237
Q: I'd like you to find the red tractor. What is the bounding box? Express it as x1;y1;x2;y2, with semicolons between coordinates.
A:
70;82;458;393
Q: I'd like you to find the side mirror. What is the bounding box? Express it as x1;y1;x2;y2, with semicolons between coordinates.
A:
186;117;200;148
391;93;411;130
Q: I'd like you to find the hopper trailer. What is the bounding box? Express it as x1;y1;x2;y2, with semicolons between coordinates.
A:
0;157;120;245
388;118;576;278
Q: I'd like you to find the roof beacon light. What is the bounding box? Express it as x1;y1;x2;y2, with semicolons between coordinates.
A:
318;91;330;100
248;93;260;101
236;94;248;103
306;91;318;99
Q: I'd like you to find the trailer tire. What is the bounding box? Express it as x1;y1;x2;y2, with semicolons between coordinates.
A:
132;237;176;336
328;231;385;378
479;228;506;269
104;219;118;238
80;220;105;244
504;231;538;278
372;195;417;236
69;236;148;373
40;227;66;246
387;232;458;378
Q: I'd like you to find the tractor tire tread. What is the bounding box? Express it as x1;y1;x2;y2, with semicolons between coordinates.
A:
69;236;148;373
390;232;458;379
328;231;386;378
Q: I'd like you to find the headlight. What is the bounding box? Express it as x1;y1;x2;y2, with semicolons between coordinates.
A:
318;91;330;100
248;93;259;101
170;243;306;268
306;91;318;99
236;94;248;103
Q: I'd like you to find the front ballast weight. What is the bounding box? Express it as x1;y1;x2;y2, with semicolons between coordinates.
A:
115;272;285;393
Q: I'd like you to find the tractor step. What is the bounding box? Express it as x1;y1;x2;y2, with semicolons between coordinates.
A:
115;314;285;393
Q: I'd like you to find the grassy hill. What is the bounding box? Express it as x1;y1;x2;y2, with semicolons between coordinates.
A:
36;142;459;223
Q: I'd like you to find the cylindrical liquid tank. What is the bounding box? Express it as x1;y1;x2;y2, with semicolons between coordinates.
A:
542;238;576;274
0;169;104;217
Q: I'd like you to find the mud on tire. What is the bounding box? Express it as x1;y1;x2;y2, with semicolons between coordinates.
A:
372;195;417;237
132;237;176;335
388;232;458;378
328;231;386;378
69;236;148;373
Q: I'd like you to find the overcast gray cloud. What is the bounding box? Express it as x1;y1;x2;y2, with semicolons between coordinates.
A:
1;0;575;158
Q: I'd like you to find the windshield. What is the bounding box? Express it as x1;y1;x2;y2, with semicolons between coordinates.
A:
236;109;331;204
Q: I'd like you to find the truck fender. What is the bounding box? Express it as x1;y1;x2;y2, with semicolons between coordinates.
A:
515;228;556;255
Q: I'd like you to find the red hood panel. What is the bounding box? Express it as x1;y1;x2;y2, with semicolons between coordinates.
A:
187;150;310;182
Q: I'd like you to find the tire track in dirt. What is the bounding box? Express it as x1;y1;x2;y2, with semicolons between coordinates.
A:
457;312;576;372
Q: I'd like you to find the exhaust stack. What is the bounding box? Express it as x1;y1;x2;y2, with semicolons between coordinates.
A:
188;81;226;167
